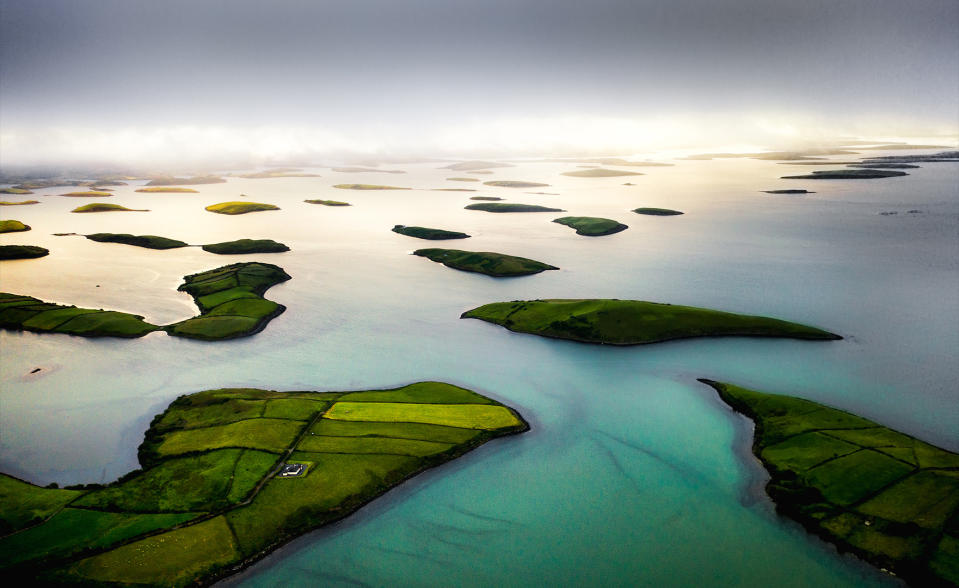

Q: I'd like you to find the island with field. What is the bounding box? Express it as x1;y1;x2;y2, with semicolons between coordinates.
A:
560;168;644;178
483;180;550;188
0;382;528;586
85;233;189;250
304;199;350;206
201;239;290;255
0;200;39;206
135;187;199;193
393;225;470;240
848;163;920;170
633;207;683;216
0;187;33;194
469;196;503;201
333;184;410;190
146;175;226;186
465;202;565;213
60;191;113;198
700;379;959;588
413;249;557;277
0;246;49;261
762;190;813;195
552;216;627;236
461;299;841;345
205;201;280;215
0;220;30;233
781;170;909;180
71;203;147;213
0;292;158;336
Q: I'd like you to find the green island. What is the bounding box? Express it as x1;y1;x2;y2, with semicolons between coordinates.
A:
762;190;813;195
443;160;513;171
461;299;841;345
0;187;33;194
304;199;350;206
59;191;113;198
331;167;404;174
431;188;476;192
0;262;290;340
201;239;290;255
392;225;470;240
238;170;321;179
560;168;644;178
71;203;147;213
848;163;920;170
859;151;958;164
0;200;40;206
0;382;528;586
146;176;226;186
413;249;557;277
332;184;410;190
86;233;188;249
470;196;503;201
135;187;199;193
205;202;279;215
0;246;49;261
447;177;480;182
781;170;909;180
483;180;550;188
700;380;959;587
633;207;683;216
0;220;30;233
465;202;565;213
552;216;628;236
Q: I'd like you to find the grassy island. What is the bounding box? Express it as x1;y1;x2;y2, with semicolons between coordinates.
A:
86;233;188;250
414;249;557;277
447;177;481;182
392;225;470;240
781;170;908;180
461;299;841;345
0;293;158;336
331;166;404;174
333;184;410;190
762;190;813;195
632;207;683;216
483;180;550;188
71;203;147;213
146;176;226;186
0;220;30;233
135;187;199;193
0;246;49;261
469;196;503;201
552;216;627;236
432;188;477;192
560;168;643;178
0;382;527;586
848;163;920;170
201;239;290;255
0;187;33;194
0;200;40;206
443;161;513;171
238;171;321;179
205;202;279;215
701;380;959;588
59;191;113;198
465;202;565;213
304;199;350;206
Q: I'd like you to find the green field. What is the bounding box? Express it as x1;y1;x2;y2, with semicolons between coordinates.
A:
0;220;30;233
0;383;527;585
201;238;290;254
552;216;628;236
560;168;643;177
413;248;558;277
702;380;959;587
462;299;841;345
204;201;280;215
465;202;565;213
0;293;159;336
392;225;470;240
86;233;189;249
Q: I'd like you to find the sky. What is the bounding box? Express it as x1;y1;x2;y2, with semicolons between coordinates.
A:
1;0;957;167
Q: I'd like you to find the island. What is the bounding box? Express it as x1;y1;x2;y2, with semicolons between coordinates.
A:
238;170;321;179
483;181;550;188
0;200;39;206
0;220;30;233
781;170;908;180
632;207;683;216
545;158;673;167
847;163;920;170
59;191;113;198
442;161;513;171
304;199;350;206
205;201;280;215
762;189;813;195
86;233;188;250
447;177;481;182
461;299;841;345
0;187;33;194
0;246;49;261
392;225;470;240
413;249;557;277
71;204;148;213
146;175;226;186
201;239;290;254
552;216;627;236
331;167;404;174
0;262;290;340
332;184;410;190
465;203;565;213
135;187;199;193
700;379;959;588
469;196;503;201
431;188;477;192
857;150;958;164
560;169;643;178
0;382;528;586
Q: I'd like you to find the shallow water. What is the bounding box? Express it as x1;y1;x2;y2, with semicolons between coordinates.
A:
1;153;956;586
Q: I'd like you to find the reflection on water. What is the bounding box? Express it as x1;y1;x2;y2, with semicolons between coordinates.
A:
2;155;955;586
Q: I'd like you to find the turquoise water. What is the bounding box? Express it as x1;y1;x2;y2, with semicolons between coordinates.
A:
1;154;956;586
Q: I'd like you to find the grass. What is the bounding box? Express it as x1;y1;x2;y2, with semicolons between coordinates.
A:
392;225;470;240
0;294;159;336
135;187;199;193
0;200;40;205
781;169;909;179
86;233;189;249
297;435;454;457
462;299;841;345
633;207;683;216
227;450;280;503
483;180;550;188
204;201;280;215
304;199;350;206
0;187;33;194
0;220;30;233
71;203;147;213
0;245;49;260
0;473;83;533
560;168;643;177
262;398;329;420
465;202;565;213
552;216;628;236
337;382;498;404
155;418;304;457
702;380;959;587
201;239;290;254
333;184;410;190
310;419;481;444
413;248;558;277
325;402;524;430
59;191;113;197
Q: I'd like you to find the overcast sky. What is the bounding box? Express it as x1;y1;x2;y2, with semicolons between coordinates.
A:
1;0;957;166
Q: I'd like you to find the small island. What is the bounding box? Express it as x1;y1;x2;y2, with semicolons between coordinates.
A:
781;170;909;180
552;216;627;236
59;191;113;198
0;245;49;260
330;167;404;174
0;220;30;233
332;184;410;190
0;187;33;194
700;379;959;588
469;196;503;201
632;207;683;216
201;239;290;255
847;163;920;169
71;203;148;213
446;177;481;182
483;180;550;188
0;382;527;586
392;225;470;240
146;175;226;186
135;187;199;193
0;292;158;336
443;161;513;171
205;201;279;215
304;199;350;206
461;299;841;345
238;170;321;179
86;233;188;250
465;203;565;213
762;189;813;195
560;168;643;178
431;188;477;192
0;200;39;206
413;249;557;277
